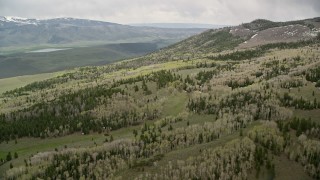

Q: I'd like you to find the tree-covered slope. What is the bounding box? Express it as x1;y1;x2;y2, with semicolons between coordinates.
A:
0;17;320;179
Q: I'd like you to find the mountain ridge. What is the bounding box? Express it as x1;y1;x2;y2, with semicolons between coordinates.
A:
0;16;120;26
129;23;226;29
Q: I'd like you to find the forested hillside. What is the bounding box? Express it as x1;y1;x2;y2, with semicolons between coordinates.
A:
0;18;320;179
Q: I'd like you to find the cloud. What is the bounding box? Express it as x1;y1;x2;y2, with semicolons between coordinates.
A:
0;0;319;25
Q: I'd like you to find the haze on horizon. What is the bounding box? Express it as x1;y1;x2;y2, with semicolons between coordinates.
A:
0;0;319;25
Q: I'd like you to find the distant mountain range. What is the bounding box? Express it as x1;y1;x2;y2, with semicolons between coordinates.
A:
129;23;227;29
0;16;206;49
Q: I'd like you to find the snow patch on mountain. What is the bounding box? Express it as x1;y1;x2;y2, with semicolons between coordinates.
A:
251;34;258;39
0;16;38;25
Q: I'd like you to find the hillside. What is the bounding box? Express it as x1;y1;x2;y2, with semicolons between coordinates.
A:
0;17;320;179
136;17;320;62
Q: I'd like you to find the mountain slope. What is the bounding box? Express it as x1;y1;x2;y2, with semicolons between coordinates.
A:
237;17;320;48
130;17;320;64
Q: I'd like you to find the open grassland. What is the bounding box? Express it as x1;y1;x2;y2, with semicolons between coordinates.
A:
0;71;66;94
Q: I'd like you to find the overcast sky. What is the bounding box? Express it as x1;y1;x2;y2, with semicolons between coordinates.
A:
0;0;319;25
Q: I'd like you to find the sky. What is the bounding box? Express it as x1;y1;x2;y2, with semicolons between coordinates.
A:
0;0;319;25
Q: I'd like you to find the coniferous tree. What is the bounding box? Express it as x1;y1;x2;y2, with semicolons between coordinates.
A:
14;152;18;159
6;152;12;161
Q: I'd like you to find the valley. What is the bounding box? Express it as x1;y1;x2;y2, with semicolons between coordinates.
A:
0;16;207;79
0;42;160;78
